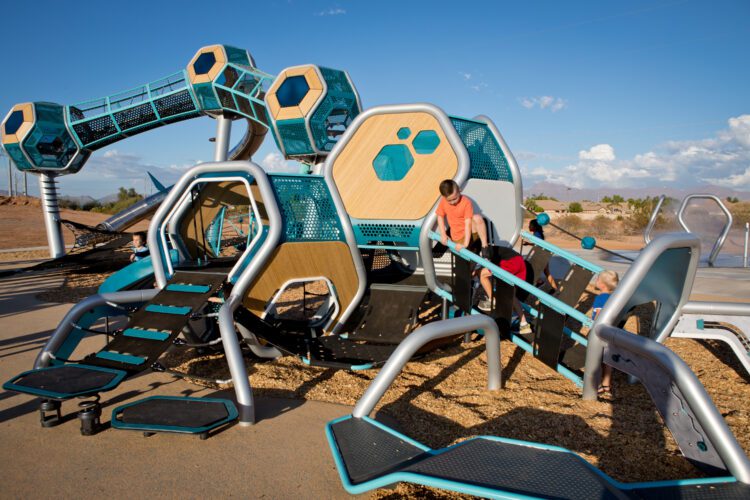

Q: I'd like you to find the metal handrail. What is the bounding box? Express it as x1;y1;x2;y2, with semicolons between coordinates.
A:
643;195;666;244
677;194;733;267
352;315;501;418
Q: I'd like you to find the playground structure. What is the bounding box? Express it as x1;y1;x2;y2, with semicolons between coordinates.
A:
1;45;273;258
1;44;749;497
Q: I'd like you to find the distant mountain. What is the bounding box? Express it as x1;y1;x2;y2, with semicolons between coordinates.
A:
97;193;120;204
60;194;97;205
524;181;749;202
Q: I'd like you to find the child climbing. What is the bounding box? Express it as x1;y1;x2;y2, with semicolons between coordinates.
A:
592;269;620;397
436;179;489;257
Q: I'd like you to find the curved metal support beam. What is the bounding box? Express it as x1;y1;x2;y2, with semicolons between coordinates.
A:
474;115;524;247
34;289;159;368
677;194;733;267
597;324;750;483
643;195;665;245
583;233;701;400
352;315;501;419
215;164;283;425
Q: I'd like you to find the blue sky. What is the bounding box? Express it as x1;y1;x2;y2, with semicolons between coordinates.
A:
2;0;749;197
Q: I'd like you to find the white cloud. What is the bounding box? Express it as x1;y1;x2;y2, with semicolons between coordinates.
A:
458;72;472;80
470;82;488;92
521;114;750;191
579;144;615;162
518;96;568;112
315;7;346;16
261;152;298;173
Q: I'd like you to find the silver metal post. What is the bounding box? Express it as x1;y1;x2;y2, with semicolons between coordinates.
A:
352;315;501;419
214;115;232;162
6;153;13;197
39;173;65;258
744;222;748;268
23;172;28;197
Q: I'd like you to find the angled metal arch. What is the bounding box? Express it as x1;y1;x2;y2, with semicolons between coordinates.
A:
677;194;733;267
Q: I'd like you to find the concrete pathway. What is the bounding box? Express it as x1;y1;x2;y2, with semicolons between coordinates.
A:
0;269;356;499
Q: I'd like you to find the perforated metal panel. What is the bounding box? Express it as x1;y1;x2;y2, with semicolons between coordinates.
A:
354;223;419;244
450;117;512;182
72;115;119;147
319;67;352;93
276;120;313;155
114;103;158;131
154;90;197;118
269;175;345;242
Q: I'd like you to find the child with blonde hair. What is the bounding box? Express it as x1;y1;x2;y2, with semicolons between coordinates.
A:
592;269;619;397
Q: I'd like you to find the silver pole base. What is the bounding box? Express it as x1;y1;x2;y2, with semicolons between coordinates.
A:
39;174;65;259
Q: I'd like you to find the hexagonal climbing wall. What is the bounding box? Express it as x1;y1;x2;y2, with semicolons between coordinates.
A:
372;144;414;181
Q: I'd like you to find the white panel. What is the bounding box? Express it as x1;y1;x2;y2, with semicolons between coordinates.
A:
462;179;521;247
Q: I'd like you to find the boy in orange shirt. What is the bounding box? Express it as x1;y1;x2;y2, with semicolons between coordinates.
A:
436;179;489;257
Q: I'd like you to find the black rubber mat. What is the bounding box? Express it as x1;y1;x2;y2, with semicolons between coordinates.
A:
119;398;229;428
555;264;594;307
235;308;397;369
12;366;120;397
330;418;426;484
526;245;552;286
347;285;429;344
403;439;627;500
631;481;750;499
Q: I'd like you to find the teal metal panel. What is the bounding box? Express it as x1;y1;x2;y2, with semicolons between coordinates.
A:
166;284;212;294
95;351;146;365
122;328;171;341
144;304;192;315
268;174;345;242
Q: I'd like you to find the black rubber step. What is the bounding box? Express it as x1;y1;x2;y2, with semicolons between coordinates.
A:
111;396;237;437
3;364;126;400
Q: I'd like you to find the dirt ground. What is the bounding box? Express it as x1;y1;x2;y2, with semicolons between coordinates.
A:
3;202;750;497
28;268;748;498
0;200;149;251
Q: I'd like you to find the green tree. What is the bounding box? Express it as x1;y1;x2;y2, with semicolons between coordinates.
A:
568;202;583;213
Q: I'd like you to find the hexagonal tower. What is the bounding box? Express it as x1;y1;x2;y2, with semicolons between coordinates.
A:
265;65;361;168
1;44;274;258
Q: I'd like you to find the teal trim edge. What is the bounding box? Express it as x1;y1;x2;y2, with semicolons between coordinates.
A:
520;231;603;274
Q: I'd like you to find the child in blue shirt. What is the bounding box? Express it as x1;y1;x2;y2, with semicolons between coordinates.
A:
592;270;619;397
130;232;149;262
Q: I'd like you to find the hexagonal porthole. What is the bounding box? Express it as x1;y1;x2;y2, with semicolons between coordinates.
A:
276;75;310;107
4;110;24;135
412;130;441;154
193;52;217;75
372;144;414;181
325;108;353;146
397;127;411;140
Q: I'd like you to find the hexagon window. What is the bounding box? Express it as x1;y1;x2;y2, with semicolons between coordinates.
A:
276;76;309;107
325;108;352;147
372;144;414;181
217;66;239;88
412;130;440;154
397;127;411;140
193;52;217;75
4;110;24;135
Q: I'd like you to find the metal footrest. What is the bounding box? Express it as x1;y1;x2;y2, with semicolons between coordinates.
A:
111;396;237;438
3;364;126;400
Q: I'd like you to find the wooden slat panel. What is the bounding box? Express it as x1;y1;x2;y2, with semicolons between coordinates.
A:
242;241;360;332
331;112;459;220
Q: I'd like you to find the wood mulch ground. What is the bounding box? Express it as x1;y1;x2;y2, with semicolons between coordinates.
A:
20;268;750;499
